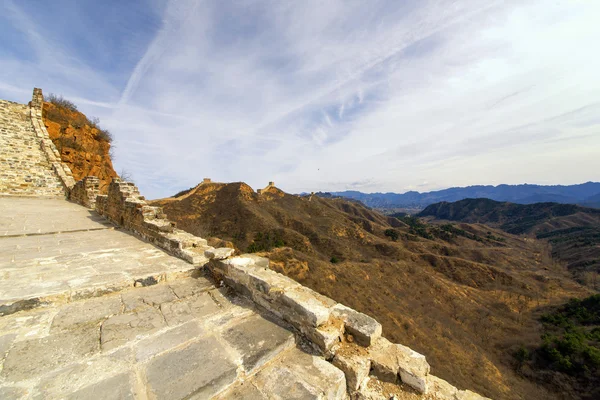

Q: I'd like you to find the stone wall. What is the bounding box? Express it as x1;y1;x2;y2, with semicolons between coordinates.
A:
69;176;100;208
0;97;68;197
29;88;76;192
95;178;215;265
206;254;489;399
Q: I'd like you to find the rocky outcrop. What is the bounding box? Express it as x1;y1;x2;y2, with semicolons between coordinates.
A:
42;98;117;192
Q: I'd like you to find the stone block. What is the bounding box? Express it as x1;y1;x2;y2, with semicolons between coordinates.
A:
205;247;235;260
368;338;430;394
144;336;238;400
304;320;344;355
220;314;295;373
100;306;166;351
279;287;335;328
332;350;370;392
396;343;430;394
51;295;122;331
121;284;177;311
66;373;135;400
1;325;100;381
213;381;267;399
332;304;382;347
246;266;300;297
135;321;202;362
252;348;347;400
160;293;220;326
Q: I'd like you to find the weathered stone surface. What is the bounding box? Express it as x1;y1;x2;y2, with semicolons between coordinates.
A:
368;338;430;394
221;314;295;373
168;276;214;298
121;284;177;311
160;292;221;326
67;373;135;400
280;287;335;328
332;304;382;347
333;350;371;392
100;306;166;350
306;321;344;355
256;347;347;400
205;247;235;260
0;386;29;399
34;351;132;398
135;321;202;362
144;337;238;399
396;343;430;394
0;198;198;314
213;381;267;399
1;325;99;381
51;295;121;331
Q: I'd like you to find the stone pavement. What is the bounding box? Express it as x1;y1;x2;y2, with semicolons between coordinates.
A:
0;197;347;399
0;198;198;315
0;277;346;399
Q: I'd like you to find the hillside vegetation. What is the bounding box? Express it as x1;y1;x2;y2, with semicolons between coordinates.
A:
42;95;117;191
418;199;600;285
152;182;593;400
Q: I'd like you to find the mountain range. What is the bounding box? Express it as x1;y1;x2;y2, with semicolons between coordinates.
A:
331;182;600;210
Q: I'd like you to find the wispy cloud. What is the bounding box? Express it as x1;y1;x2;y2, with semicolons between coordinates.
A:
1;0;599;199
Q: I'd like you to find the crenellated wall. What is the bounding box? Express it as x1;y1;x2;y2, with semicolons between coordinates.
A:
205;254;490;399
94;178;214;265
69;176;100;208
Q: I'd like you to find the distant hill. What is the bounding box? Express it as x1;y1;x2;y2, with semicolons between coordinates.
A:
418;198;600;279
152;182;593;400
333;182;600;210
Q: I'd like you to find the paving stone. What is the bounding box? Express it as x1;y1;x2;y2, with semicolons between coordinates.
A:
101;305;166;351
144;336;238;400
1;325;100;381
213;381;267;399
135;321;202;361
252;347;347;400
67;373;135;400
121;284;177;311
34;351;132;398
168;277;214;298
51;295;122;331
0;386;29;399
221;314;295;373
160;292;221;326
0;333;16;359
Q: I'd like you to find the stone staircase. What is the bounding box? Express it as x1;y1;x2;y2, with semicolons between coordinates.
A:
0;100;65;197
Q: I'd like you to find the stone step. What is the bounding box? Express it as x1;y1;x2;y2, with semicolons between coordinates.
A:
0;277;342;400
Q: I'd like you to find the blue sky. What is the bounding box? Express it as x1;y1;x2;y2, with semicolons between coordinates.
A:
1;0;599;199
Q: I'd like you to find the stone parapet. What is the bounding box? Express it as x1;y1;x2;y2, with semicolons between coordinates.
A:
69;176;100;208
29;88;76;192
95;178;213;265
206;254;491;399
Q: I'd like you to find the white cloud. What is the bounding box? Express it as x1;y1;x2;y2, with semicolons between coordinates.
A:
1;0;599;199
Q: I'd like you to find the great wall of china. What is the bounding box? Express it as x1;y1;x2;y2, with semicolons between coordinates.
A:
0;89;489;399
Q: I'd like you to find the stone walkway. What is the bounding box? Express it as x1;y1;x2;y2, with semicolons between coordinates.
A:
0;198;198;315
0;197;346;399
